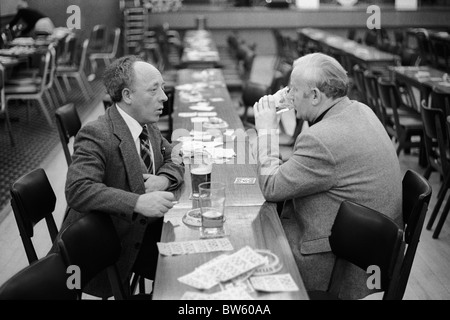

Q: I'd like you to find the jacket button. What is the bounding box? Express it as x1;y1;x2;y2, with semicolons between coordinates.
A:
134;243;140;249
140;218;147;225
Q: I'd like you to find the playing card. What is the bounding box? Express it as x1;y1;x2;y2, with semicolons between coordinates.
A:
234;177;256;184
197;112;218;117
178;112;198;117
191;117;209;123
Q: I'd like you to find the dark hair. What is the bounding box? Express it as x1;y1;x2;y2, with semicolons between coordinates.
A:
102;55;143;103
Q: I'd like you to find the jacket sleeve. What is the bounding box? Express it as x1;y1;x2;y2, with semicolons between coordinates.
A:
65;122;139;222
251;131;337;202
156;135;185;191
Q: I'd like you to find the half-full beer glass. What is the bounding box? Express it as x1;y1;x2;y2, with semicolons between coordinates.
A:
190;150;212;199
199;182;226;238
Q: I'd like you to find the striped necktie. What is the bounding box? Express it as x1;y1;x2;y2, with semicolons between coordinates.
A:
139;125;153;173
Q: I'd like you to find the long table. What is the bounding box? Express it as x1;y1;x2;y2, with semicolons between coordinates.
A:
153;43;308;299
299;28;400;72
152;205;309;300
390;65;450;111
180;30;220;69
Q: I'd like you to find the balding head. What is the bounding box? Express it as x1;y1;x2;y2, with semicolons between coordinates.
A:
291;53;349;99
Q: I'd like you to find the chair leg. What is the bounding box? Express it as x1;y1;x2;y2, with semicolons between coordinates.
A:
75;74;90;101
62;74;72;92
423;166;433;180
44;90;56;110
89;57;98;75
433;196;450;239
54;77;66;103
427;177;450;230
80;71;94;96
36;96;53;126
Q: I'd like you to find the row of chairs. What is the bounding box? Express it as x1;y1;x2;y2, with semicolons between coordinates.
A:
0;166;432;300
353;63;450;239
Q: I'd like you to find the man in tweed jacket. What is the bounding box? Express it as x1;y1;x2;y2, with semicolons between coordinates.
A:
61;56;184;298
251;53;403;299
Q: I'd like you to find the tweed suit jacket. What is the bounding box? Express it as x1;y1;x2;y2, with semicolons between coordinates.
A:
252;97;403;299
59;104;184;298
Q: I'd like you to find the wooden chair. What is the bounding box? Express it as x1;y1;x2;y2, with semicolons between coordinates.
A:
394;170;432;299
377;77;423;157
308;200;404;300
55;103;81;166
0;253;77;300
56;38;93;101
89;27;121;75
10;168;59;264
4;49;54;126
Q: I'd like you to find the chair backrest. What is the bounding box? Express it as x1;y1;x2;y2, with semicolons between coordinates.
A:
420;100;449;176
395;170;432;299
55;103;81;166
10;168;59;264
377;77;402;135
352;64;368;103
78;38;90;73
56;213;126;299
329;200;404;300
0;253;78;300
363;70;383;120
430;87;450;116
58;34;78;66
89;24;107;52
109;27;121;58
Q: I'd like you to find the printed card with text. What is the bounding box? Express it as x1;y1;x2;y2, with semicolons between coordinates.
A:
157;238;233;256
234;177;256;184
249;274;299;292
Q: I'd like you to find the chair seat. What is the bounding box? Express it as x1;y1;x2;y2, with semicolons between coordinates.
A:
398;115;423;128
6;76;42;86
57;65;79;72
5;84;40;94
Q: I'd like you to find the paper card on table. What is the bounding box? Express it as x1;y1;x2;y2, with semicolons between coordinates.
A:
191;117;209;123
438;82;450;87
189;105;215;112
157;238;234;256
178;112;198;117
234;177;256;185
210;97;224;102
197;112;218;117
249;274;299;292
180;287;254;300
178;270;218;290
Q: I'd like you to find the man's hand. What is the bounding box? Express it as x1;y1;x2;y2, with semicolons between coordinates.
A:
134;191;175;218
254;95;280;133
143;174;170;192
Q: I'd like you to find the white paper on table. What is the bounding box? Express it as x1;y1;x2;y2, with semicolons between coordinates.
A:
249;274;299;292
189;105;215;112
208;148;236;159
210;97;224;102
191;117;209;123
197;112;218;117
178;112;198;117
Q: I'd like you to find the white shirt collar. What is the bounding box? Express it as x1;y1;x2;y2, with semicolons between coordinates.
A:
116;103;143;145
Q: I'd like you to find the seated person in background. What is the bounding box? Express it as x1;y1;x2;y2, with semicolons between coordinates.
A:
6;0;55;37
58;55;185;298
251;53;403;299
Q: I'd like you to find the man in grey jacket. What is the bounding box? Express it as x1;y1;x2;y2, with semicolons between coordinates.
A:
61;56;184;298
251;53;402;299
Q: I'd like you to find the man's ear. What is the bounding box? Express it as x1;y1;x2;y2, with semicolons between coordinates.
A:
122;88;132;104
311;88;321;106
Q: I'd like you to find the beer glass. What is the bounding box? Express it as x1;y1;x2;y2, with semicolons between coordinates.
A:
190;150;212;199
199;182;226;238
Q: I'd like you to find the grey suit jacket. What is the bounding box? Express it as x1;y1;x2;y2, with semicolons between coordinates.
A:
58;105;184;298
252;97;403;299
